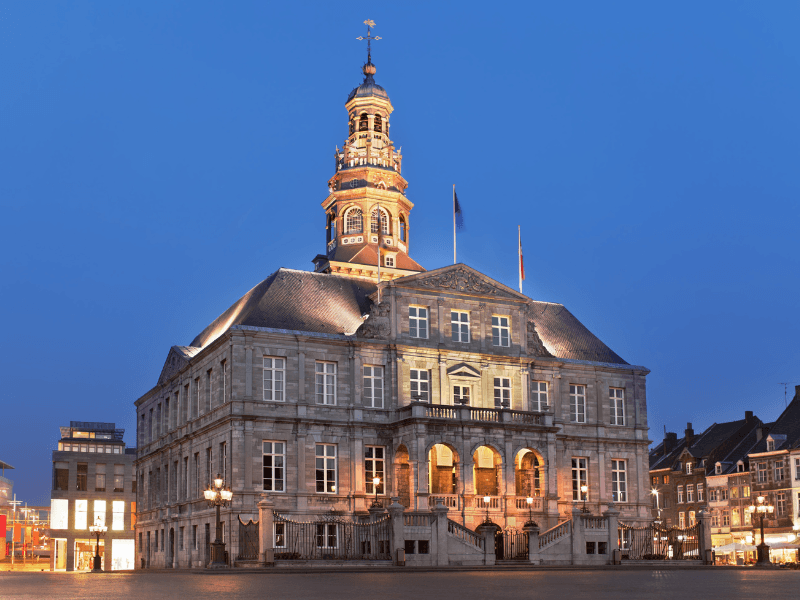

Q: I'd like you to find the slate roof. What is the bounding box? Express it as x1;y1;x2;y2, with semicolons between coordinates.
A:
750;387;800;453
650;418;758;472
329;243;425;272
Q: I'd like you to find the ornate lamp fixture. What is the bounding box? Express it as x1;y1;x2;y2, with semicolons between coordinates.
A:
747;495;775;566
88;517;107;572
204;474;233;569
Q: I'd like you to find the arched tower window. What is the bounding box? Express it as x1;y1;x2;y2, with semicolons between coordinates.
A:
371;208;389;235
399;214;407;242
327;211;337;243
359;113;369;132
349;118;355;135
374;114;382;133
344;208;363;234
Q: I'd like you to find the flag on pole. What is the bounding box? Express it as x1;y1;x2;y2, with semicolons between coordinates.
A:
518;225;525;293
453;190;464;229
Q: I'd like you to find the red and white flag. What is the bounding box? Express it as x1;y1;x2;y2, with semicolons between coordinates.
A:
518;225;525;293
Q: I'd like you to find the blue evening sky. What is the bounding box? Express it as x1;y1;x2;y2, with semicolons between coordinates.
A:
2;1;798;504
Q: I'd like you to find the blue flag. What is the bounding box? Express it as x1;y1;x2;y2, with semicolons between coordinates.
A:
454;190;464;229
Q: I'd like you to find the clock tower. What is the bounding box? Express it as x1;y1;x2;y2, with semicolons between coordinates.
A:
312;23;424;283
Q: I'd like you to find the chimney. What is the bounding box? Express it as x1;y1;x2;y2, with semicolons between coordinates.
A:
745;410;753;421
685;422;695;447
756;426;768;441
663;432;678;456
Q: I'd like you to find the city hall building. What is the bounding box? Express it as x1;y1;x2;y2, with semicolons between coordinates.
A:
134;49;652;568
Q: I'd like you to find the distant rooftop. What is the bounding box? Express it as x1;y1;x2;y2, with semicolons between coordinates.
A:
59;421;125;442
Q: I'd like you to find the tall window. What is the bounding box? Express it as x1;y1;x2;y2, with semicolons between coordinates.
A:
94;500;106;528
775;460;785;481
679;512;686;528
569;385;586;423
491;316;510;347
373;113;382;133
610;388;625;425
777;492;786;515
611;460;627;502
409;306;428;338
316;444;337;493
571;458;588;500
688;511;696;527
194;453;199;498
757;462;767;483
112;501;125;531
531;381;548;412
77;463;88;491
345;208;363;233
399;215;406;242
194;378;200;417
263;357;286;402
410;369;429;402
206;369;212;410
315;362;337;405
731;508;741;527
220;442;227;485
95;464;106;492
677;486;684;503
687;484;694;503
183;457;188;499
359;112;368;131
316;523;338;548
206;448;213;487
697;483;704;502
450;311;470;343
453;385;470;405
363;366;384;408
75;500;88;529
365;446;385;494
262;441;285;492
721;510;729;527
221;360;227;404
493;377;511;408
371;208;389;234
686;462;693;475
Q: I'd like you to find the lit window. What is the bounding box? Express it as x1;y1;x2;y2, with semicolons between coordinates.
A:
363;366;384;409
409;306;428;339
450;311;470;343
371;208;389;234
51;499;68;530
263;357;286;402
365;446;385;494
611;460;627;502
689;511;696;527
609;388;625;425
384;256;394;267
93;500;106;528
531;381;548;412
777;492;786;516
686;484;694;503
263;441;285;492
345;208;363;234
697;483;704;502
491;316;510;347
493;377;511;408
410;369;429;402
112;501;125;531
315;362;337;405
679;512;685;528
686;462;693;475
731;508;740;527
677;486;684;503
315;444;337;493
571;458;588;501
453;385;470;405
569;385;586;423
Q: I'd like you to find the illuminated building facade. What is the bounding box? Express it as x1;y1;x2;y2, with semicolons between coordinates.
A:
134;50;653;569
49;421;137;571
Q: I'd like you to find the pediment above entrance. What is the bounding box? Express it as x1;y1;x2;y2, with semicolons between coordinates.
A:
394;264;526;301
446;362;481;378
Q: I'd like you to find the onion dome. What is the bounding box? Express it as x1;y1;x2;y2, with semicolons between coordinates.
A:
347;61;389;101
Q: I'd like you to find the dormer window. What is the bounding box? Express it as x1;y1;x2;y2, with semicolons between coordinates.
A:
736;461;745;473
715;463;722;475
686;462;693;475
767;439;775;452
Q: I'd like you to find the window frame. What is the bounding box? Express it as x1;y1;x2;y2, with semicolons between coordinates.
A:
609;388;625;426
262;441;286;493
491;315;510;347
569;385;586;423
493;377;511;408
315;444;337;494
263;356;286;402
362;365;384;409
410;369;430;402
531;381;548;412
677;485;684;504
408;306;428;339
344;207;363;234
450;310;470;343
365;446;385;495
611;459;627;503
453;384;470;405
315;361;337;406
571;457;588;501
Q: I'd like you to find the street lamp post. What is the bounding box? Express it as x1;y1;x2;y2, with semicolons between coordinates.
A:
483;495;491;523
580;484;589;513
651;488;661;521
747;495;775;566
204;474;233;569
88;518;108;572
525;496;534;526
371;476;381;507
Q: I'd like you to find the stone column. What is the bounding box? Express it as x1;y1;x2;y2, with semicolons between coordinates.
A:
697;509;713;564
570;506;584;565
388;498;406;565
258;496;274;566
604;502;620;565
431;499;449;566
476;522;499;566
523;522;540;563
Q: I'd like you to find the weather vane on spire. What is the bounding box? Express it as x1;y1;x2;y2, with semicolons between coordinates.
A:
356;19;381;64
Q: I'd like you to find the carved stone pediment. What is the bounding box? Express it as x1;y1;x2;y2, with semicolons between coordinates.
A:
158;347;190;385
406;266;521;299
447;362;481;378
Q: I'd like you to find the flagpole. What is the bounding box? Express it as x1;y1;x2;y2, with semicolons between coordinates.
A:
453;185;456;264
377;202;381;303
518;225;522;293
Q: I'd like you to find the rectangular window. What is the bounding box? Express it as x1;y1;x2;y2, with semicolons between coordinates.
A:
77;463;88;491
206;370;212;410
687;484;694;503
689;511;696;527
720;488;728;501
262;441;285;492
775;460;785;481
95;464;106;492
795;457;800;480
114;464;124;493
263;357;286;402
194;378;200;417
697;483;704;502
54;463;69;491
757;462;767;483
194;453;200;498
731;508;741;527
220;442;227;486
677;486;684;504
569;385;586;423
315;523;338;549
165;398;170;431
410;369;430;402
493;377;511;408
221;360;227;404
609;388;625;425
679;512;685;528
743;485;750;498
611;460;627;503
315;444;337;493
365;446;385;494
75;499;88;530
571;458;588;501
531;381;548;412
193;525;198;550
94;500;106;528
450;311;470;343
731;486;739;499
363;366;384;409
722;510;730;527
315;362;337;405
206;448;213;487
686;462;693;475
179;526;184;551
711;514;720;528
709;489;717;502
777;492;786;516
274;523;286;548
182;457;188;500
409;306;428;339
491;315;510;347
112;501;125;531
453;385;470;405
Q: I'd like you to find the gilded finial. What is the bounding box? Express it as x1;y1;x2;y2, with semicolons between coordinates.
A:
356;19;381;65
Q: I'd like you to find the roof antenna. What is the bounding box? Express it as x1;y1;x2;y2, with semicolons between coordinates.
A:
778;382;795;407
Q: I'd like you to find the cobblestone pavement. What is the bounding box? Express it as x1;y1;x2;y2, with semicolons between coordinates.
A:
1;569;798;600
